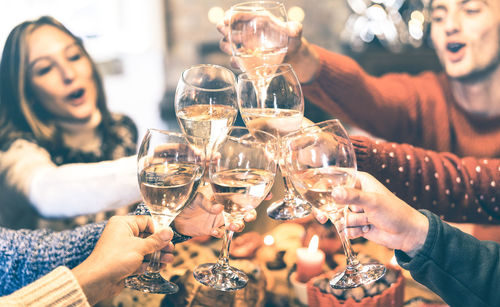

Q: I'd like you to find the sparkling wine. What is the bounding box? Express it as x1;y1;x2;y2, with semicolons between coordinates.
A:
177;104;238;149
236;47;287;75
241;108;303;137
211;168;275;223
139;163;202;220
293;167;356;214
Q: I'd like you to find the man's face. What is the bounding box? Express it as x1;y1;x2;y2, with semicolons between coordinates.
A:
430;0;500;81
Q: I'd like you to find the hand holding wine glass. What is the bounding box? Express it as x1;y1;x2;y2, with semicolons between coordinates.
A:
226;1;288;73
125;129;204;294
193;127;277;291
283;119;385;289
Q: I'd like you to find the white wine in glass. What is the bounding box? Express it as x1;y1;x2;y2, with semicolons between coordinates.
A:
193;127;277;291
284;119;385;289
229;1;288;73
125;129;204;294
238;63;311;220
229;1;288;99
175;64;238;157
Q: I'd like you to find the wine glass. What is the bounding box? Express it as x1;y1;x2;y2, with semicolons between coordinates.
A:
193;126;277;291
175;64;238;177
283;119;386;289
228;1;288;100
228;1;288;73
125;129;204;294
238;63;312;220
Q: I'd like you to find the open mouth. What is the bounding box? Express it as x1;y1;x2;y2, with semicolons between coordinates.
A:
446;42;465;53
67;88;85;100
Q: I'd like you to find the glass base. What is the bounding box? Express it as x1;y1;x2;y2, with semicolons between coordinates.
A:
124;272;179;294
267;197;312;220
329;263;386;289
193;263;248;291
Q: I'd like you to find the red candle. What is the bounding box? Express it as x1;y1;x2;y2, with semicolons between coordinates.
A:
296;235;325;283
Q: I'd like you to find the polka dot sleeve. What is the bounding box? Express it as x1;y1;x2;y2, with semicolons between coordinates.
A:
352;136;500;224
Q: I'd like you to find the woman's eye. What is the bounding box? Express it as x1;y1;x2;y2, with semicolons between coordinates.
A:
36;66;52;76
68;53;82;61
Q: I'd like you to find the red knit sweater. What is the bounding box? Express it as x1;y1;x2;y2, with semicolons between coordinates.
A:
302;45;500;224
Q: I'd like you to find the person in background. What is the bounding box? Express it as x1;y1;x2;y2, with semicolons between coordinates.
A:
324;171;500;307
0;215;174;306
0;16;143;230
218;0;500;227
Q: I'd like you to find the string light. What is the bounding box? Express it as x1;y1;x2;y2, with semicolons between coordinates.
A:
342;0;429;52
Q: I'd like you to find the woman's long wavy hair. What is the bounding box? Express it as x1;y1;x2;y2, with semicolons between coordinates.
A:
0;16;111;148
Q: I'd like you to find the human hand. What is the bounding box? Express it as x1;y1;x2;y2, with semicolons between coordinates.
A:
174;184;257;238
332;172;429;257
72;215;174;305
217;11;308;71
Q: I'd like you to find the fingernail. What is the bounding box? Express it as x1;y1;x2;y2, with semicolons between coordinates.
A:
362;225;370;233
160;228;173;241
332;187;346;201
211;229;219;236
320;215;328;224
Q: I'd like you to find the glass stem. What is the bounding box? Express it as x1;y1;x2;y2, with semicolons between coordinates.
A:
257;80;268;108
216;228;234;268
146;214;173;274
281;169;296;201
329;206;359;269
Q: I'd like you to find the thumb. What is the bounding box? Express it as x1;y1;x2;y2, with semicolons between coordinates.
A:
332;187;377;210
139;227;173;255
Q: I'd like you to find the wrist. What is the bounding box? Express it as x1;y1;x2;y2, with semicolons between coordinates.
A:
285;38;320;84
403;212;429;258
72;261;99;306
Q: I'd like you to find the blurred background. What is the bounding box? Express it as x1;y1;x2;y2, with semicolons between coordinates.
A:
0;0;441;140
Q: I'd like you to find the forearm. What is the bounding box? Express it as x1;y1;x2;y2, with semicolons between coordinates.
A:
396;210;500;306
29;156;141;217
0;222;105;295
0;267;90;307
301;45;424;139
352;136;500;224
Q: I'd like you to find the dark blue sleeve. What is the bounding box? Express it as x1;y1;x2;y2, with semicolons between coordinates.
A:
396;210;500;306
0;222;105;295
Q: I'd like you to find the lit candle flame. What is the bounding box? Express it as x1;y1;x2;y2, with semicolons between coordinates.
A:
308;235;319;253
264;235;275;246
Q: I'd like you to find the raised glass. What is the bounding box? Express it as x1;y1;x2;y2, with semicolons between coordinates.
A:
175;64;238;177
238;63;311;220
125;129;204;294
228;1;288;74
193;127;277;291
283;119;386;288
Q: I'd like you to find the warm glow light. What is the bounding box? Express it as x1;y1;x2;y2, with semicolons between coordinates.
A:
307;235;319;253
288;6;305;22
208;6;225;24
264;235;275;246
410;10;425;24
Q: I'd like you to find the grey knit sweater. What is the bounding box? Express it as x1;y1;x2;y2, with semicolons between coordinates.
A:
0;222;105;295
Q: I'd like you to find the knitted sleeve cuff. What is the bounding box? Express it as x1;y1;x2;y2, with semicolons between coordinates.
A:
1;266;90;307
350;135;372;166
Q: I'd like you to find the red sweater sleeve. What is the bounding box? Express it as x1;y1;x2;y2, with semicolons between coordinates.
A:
302;45;449;148
351;136;500;224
